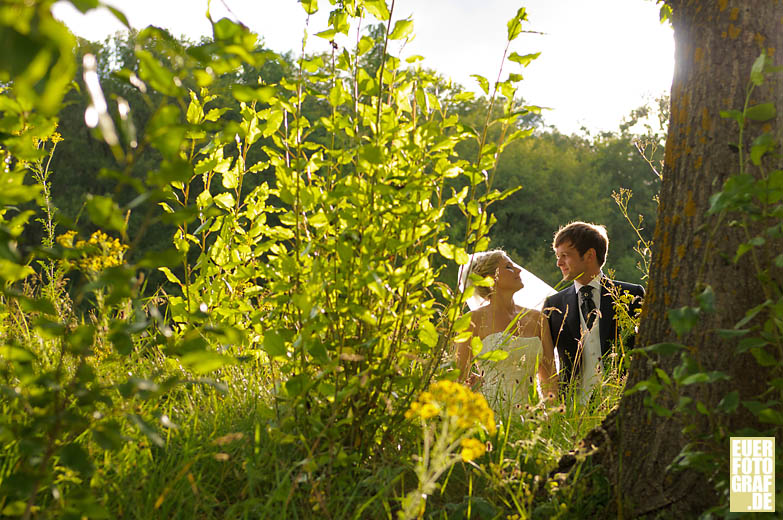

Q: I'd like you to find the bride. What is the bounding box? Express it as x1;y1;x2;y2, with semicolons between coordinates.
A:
456;250;558;415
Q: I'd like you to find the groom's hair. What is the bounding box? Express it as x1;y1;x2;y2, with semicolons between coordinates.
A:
553;222;609;266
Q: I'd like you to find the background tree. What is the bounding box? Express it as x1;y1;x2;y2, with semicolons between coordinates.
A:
582;1;783;516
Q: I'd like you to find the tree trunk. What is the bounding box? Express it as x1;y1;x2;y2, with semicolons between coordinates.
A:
594;1;783;516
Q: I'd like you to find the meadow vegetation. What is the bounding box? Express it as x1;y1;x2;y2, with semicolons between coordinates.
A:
0;1;659;518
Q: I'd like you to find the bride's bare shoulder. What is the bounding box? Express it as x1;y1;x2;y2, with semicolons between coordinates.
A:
468;305;491;322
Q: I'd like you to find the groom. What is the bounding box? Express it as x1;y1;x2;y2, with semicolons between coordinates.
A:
544;221;644;400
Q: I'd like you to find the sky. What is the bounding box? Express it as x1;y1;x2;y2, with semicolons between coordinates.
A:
52;0;674;135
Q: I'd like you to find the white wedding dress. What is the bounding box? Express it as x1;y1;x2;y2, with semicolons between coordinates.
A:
476;333;543;416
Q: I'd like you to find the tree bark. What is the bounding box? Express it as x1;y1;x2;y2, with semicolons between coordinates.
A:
592;1;783;516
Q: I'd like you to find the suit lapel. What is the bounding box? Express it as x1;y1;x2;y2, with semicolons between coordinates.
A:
564;287;580;346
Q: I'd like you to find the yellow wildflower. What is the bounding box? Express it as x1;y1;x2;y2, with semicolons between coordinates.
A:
57;230;77;248
460;438;486;462
57;230;128;273
405;380;496;435
418;403;439;419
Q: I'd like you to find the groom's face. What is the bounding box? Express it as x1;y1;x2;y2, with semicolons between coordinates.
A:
555;241;592;282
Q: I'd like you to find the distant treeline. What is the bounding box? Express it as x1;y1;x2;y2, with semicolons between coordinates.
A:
38;30;663;291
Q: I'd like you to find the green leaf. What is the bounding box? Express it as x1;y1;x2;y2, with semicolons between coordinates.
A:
315;28;337;40
301;55;323;73
180;350;236;374
734;242;752;262
679;373;709;385
437;241;455;260
454;247;469;266
719;109;744;125
211;17;245;43
16;296;57;316
742;400;770;416
285;374;310;397
697;286;715;313
470;336;483;356
0;345;36;362
750;51;771;86
222;163;239;189
649;400;674;418
68;325;95;354
59;443;94;476
2;501;27;516
758;408;783;425
659;4;672;23
667;306;700;336
736;336;768;353
477;350;509;362
766;169;783;204
735;300;771;329
680;371;729;385
262;331;288;358
147;104;185;158
136;50;183;97
507;72;524;83
105;6;130;28
749;347;777;367
0;260;34;283
453;331;472;344
418;321;438;348
750;132;776;166
109;328;133;356
308;212;329;228
626;377;662;396
389;19;413;40
453;313;472;333
357;35;374;56
327;9;350;34
358;144;384;164
86;194;126;232
717;391;739;413
631;343;686;356
508;52;540;67
299;0;318;14
715;328;749;339
231;85;275;103
470;74;489;95
158;266;182;286
655;367;672;386
69;0;100;13
149;158;194;186
186;90;203;124
363;0;390;21
745;103;776;122
506;7;527;41
715;329;750;339
213;192;235;211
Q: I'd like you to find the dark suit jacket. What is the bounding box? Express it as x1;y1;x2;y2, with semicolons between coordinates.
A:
544;278;644;392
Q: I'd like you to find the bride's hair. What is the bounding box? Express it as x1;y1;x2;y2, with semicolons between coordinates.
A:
458;249;506;300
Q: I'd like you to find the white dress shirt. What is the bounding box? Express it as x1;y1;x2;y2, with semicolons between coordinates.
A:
573;272;604;404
